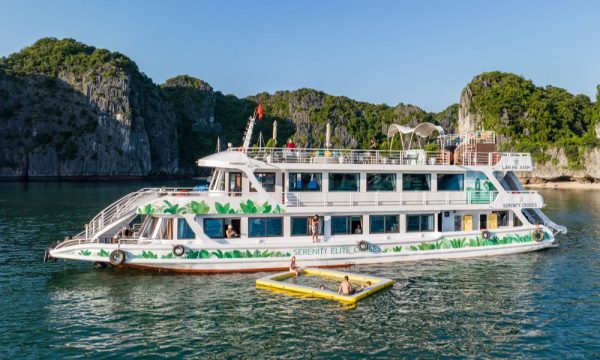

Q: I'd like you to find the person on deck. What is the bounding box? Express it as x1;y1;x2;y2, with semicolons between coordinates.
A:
289;256;300;276
311;215;320;243
354;224;362;234
338;275;354;295
287;138;296;149
226;224;238;238
369;139;377;164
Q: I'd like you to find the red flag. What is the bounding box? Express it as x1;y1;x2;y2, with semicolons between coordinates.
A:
257;103;263;121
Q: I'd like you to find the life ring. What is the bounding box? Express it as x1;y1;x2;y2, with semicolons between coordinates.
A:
173;245;186;257
358;241;369;252
532;228;544;242
481;230;491;240
109;250;126;266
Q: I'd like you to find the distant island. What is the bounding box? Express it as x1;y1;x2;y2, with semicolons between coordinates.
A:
0;38;599;182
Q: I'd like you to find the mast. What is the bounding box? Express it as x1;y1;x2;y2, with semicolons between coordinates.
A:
242;113;257;150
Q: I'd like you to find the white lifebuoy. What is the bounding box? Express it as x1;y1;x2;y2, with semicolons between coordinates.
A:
173;245;186;257
358;241;369;252
109;250;126;266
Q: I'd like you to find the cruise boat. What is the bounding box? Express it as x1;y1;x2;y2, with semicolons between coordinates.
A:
46;115;567;273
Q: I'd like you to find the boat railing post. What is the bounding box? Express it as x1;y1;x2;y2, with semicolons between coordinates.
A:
446;192;449;205
85;224;88;241
488;152;492;165
350;193;353;207
375;192;379;206
423;192;426;205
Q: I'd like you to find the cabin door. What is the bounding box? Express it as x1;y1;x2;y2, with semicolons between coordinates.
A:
488;213;498;229
462;215;473;231
479;214;487;230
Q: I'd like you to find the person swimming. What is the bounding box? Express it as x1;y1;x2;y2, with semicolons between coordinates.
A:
338;275;354;295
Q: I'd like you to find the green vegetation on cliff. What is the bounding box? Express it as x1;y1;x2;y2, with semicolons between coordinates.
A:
0;37;138;78
465;72;599;167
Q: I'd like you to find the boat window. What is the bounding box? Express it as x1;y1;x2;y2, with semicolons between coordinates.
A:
140;216;158;238
329;173;360;192
289;173;322;192
229;172;242;195
403;174;431;191
157;218;175;239
291;216;324;236
203;218;241;239
406;214;434;232
249;217;283;237
437;174;464;191
479;214;488;230
177;219;196;239
493;211;509;227
370;215;399;233
367;173;396;191
331;215;363;235
454;215;462;231
251;172;276;192
210;170;226;191
514;214;523;227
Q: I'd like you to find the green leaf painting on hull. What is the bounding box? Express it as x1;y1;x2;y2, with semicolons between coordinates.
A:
390;232;538;253
78;250;91;256
189;200;210;214
97;249;110;257
137;199;284;215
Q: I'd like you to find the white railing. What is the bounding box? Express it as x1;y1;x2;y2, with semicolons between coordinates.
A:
235;147;526;167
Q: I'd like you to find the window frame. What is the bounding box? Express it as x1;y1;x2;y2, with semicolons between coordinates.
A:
251;172;276;192
366;173;396;192
328;173;360;192
437;173;464;191
291;216;324;236
406;214;435;232
288;172;323;192
369;214;400;234
248;217;283;238
402;173;431;191
331;215;363;235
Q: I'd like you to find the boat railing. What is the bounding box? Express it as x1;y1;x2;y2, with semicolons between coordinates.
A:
237;147;524;166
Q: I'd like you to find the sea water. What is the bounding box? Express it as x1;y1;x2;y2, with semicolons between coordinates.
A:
0;182;598;358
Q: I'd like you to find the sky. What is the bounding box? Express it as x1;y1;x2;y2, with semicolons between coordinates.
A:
1;0;599;112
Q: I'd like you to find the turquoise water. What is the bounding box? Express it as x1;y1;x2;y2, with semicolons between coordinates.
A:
0;182;599;358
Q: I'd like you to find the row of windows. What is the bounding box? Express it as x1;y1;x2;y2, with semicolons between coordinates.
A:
286;172;465;192
201;214;434;239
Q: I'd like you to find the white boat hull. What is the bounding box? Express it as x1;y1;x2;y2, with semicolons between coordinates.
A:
50;228;556;273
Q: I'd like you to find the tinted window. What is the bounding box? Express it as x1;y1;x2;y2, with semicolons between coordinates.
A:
204;219;223;238
403;174;431;191
437;174;464;191
367;173;396;191
289;173;322;192
331;216;362;234
329;173;360;192
251;172;276;192
406;214;434;232
370;215;385;233
249;217;283;237
291;216;323;236
177;219;196;239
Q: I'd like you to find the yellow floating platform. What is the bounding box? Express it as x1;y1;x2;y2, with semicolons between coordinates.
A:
256;268;394;304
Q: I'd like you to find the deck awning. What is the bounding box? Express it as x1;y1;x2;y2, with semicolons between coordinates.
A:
387;122;445;150
386;122;445;139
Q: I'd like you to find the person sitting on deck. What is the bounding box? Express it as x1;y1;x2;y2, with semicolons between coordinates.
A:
338;275;355;295
226;224;239;238
289;256;300;277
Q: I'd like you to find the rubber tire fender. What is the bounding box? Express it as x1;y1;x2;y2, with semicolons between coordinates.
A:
173;245;186;257
532;228;544;242
481;230;491;240
109;250;126;266
358;241;369;252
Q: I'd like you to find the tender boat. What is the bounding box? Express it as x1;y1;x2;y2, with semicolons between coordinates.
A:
47;115;567;273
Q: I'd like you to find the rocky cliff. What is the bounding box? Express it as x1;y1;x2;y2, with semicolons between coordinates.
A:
2;39;599;181
458;72;600;182
0;38;178;178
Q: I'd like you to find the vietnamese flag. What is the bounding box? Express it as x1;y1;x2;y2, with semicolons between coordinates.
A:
257;103;263;121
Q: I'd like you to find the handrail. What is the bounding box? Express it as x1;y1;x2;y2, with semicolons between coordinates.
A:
233;147;528;166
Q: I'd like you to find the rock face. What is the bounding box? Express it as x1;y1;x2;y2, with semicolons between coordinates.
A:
459;72;600;182
0;38;178;178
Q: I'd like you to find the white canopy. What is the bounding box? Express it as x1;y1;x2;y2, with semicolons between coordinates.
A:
387;122;445;139
387;122;445;150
